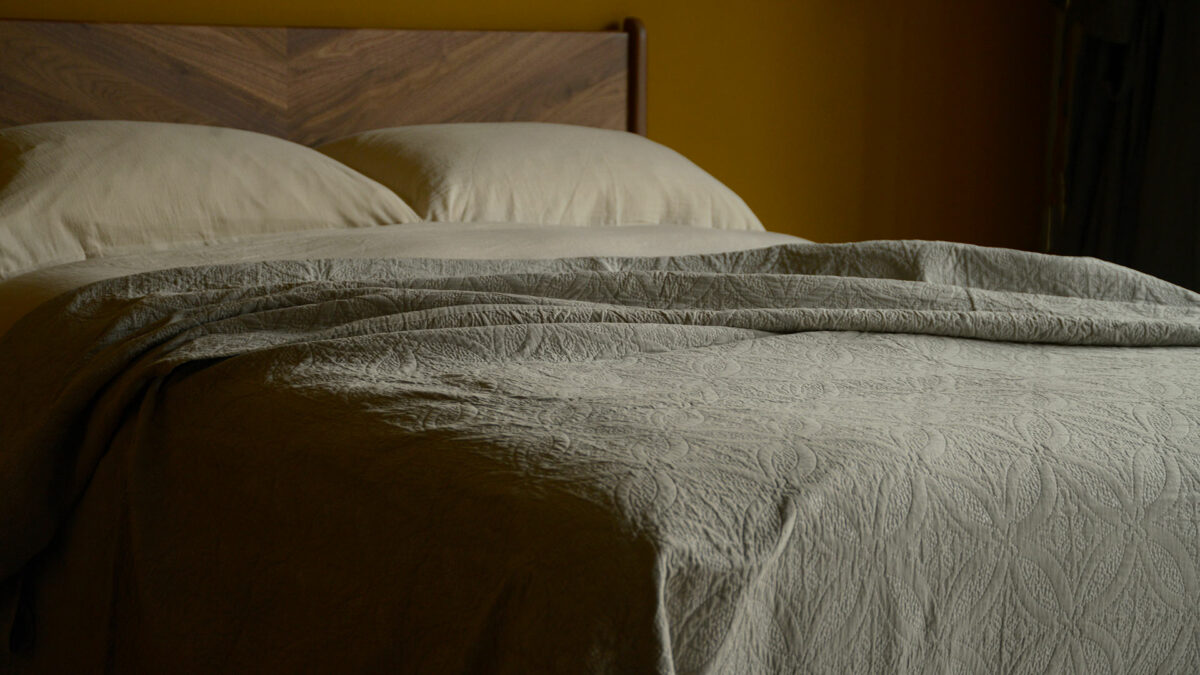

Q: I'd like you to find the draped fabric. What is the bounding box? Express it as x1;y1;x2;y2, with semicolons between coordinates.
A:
1049;0;1200;290
3;241;1200;672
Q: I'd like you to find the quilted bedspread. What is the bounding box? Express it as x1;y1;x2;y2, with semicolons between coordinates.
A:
2;241;1200;673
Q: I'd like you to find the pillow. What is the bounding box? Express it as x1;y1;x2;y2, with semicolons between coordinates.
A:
0;121;420;279
317;123;764;231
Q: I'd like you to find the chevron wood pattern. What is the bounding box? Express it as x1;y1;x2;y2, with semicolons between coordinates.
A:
0;19;643;145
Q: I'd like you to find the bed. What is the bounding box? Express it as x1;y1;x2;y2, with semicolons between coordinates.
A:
1;18;1199;675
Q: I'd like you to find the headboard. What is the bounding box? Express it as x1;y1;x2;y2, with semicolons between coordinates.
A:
0;18;647;145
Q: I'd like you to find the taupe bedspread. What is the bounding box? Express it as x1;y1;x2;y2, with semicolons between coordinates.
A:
3;241;1200;672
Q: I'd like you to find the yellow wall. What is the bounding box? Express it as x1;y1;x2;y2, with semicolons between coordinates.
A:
0;1;1055;249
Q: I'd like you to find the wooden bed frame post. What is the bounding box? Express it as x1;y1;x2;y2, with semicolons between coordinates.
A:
624;17;647;136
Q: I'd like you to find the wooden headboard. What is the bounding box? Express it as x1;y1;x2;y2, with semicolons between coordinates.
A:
0;18;647;145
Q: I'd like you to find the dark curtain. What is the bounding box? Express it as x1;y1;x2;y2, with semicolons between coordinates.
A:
1048;0;1200;289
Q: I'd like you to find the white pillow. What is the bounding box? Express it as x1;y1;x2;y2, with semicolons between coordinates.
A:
0;121;420;279
317;123;764;231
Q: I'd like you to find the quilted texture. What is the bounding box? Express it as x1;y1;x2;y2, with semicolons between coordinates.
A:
1;241;1199;673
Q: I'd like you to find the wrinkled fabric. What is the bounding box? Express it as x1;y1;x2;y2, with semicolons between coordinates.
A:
2;240;1200;673
0;222;802;338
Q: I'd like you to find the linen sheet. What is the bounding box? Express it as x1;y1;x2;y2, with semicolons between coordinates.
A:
2;240;1199;673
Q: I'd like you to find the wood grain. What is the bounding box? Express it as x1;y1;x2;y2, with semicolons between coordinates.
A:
0;19;645;144
624;18;647;136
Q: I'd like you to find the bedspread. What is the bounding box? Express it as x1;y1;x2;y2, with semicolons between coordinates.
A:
3;240;1200;673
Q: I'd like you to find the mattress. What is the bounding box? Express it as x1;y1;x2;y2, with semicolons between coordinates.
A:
4;234;1199;673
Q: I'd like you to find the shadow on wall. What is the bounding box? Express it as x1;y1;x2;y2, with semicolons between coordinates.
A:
858;2;1055;250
